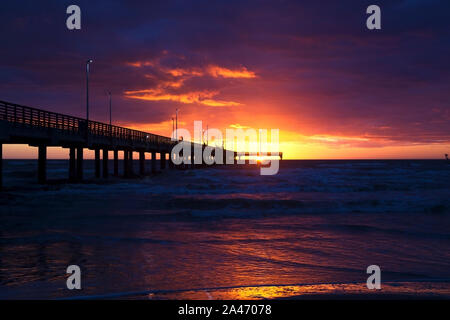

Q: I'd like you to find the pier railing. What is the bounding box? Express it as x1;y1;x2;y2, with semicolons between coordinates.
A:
0;100;173;146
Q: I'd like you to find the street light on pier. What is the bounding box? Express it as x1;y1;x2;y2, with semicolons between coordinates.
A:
86;59;93;122
176;108;179;141
172;117;175;140
108;91;112;126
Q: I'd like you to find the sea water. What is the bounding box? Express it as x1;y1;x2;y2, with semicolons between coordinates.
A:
0;160;449;299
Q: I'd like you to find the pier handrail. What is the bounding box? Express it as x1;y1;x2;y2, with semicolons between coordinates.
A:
0;100;174;146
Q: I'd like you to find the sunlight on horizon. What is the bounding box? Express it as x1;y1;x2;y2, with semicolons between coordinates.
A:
2;141;448;160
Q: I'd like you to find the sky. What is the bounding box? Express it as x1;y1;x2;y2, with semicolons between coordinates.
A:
1;0;449;159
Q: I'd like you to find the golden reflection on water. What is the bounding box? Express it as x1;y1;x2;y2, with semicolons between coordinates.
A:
151;282;450;300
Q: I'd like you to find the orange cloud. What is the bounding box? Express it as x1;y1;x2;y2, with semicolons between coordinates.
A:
124;57;256;107
307;135;370;144
161;79;185;89
207;65;256;78
126;61;155;67
166;68;204;77
201;99;242;107
124;89;241;107
127;60;256;79
164;65;256;79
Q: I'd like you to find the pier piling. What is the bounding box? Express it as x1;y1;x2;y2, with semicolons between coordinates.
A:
129;151;134;175
113;149;119;176
95;149;100;178
169;153;174;169
38;144;47;184
123;150;129;177
161;152;166;170
76;147;83;180
102;149;108;178
151;151;157;173
69;147;76;181
0;143;2;189
139;151;145;176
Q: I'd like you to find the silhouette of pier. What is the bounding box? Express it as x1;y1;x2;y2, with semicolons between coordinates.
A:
0;100;282;188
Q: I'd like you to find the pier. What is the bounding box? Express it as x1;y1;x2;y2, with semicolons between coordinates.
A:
0;100;282;189
0;100;205;188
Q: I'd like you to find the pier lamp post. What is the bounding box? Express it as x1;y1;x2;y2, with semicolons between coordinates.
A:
176;108;179;141
86;59;93;122
172;117;175;140
108;91;112;126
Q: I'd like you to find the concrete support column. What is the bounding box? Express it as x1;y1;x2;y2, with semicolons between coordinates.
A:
69;147;76;181
95;149;101;178
139;151;145;176
76;147;83;180
38;144;47;184
123;150;129;177
160;153;166;170
113;149;119;176
151;151;157;173
102;149;108;178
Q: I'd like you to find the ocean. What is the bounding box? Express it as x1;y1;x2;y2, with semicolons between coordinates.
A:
0;159;449;299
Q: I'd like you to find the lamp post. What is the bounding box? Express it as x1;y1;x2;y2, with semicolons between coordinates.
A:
86;59;93;122
172;117;175;140
175;108;179;141
108;91;112;126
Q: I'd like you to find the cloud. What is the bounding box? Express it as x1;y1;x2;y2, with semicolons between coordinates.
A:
166;68;204;77
124;56;253;106
127;61;256;79
201;99;242;107
126;61;155;67
207;65;256;78
124;88;241;107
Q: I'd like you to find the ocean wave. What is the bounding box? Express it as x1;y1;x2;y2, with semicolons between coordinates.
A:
58;278;450;300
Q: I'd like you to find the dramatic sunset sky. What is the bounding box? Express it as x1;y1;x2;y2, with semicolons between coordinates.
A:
1;0;449;159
